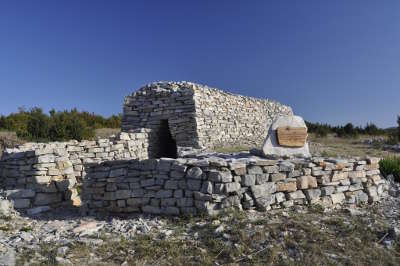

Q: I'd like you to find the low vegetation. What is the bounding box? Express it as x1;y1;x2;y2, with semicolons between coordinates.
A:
0;107;121;142
380;157;400;182
15;208;400;265
306;120;392;139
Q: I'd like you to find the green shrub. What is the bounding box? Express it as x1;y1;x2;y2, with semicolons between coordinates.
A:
379;157;400;182
0;107;121;142
26;108;49;140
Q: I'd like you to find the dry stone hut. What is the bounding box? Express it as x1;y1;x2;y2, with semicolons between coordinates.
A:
122;81;293;158
0;81;389;215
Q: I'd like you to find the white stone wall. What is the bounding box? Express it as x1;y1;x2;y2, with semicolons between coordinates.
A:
192;84;293;149
122;81;293;151
0;130;151;210
122;82;200;149
83;156;387;215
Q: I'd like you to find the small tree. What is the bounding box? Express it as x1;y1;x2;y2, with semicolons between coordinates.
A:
26;107;49;140
397;115;400;141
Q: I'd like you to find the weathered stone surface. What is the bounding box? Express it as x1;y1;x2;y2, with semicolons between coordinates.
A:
241;175;256;186
26;206;51;215
12;199;31;209
255;195;275;211
187;179;202;190
304;189;321;201
186;167;203;179
287;190;306;200
5;189;35;199
297;176;317;189
248;166;263;175
0;131;387;216
255;174;269;185
270;173;286;182
279;161;295;172
251;183;276;198
331;193;345;204
34;193;62;205
262;115;310;158
321;186;335;196
276;180;297;192
0;200;13;217
164;180;179;190
208;170;232;183
201;181;213;194
225;182;241;193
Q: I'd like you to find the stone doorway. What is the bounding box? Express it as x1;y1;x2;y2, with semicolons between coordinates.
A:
157;120;177;158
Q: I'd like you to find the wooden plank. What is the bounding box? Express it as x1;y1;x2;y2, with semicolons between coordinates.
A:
276;127;307;147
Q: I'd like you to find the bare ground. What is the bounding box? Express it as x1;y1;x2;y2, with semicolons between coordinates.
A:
5;195;400;266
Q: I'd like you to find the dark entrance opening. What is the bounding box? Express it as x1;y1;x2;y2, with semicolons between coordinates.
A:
157;120;177;158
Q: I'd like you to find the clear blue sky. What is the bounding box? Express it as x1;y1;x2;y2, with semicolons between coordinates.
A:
1;1;399;128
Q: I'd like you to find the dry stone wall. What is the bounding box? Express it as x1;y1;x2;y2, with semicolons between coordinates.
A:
192;85;293;149
122;81;293;151
0;130;151;211
122;82;200;150
83;155;388;215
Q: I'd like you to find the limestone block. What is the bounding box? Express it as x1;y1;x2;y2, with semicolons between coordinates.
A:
186;167;203;179
34;193;62;206
331;171;348;182
241;175;256;187
225;182;241;193
208;170;232;183
155;190;173;199
251;183;276;198
262;115;310;158
255;195;275;211
330;193;345;204
276;179;297;192
247;166;263;175
187;179;202;190
142;205;161;214
279;161;295;172
270;173;286;182
275;192;286;203
0;200;13;216
164;206;180;215
164;180;179;190
5;189;35;199
287;190;306;200
255;174;269;185
304;189;321;201
263;165;279;174
297;176;317;189
201;181;213;194
321;186;335;196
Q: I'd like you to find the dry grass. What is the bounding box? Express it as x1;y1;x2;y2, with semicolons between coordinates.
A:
0;130;25;157
17;208;400;265
214;145;252;153
309;133;398;158
94;128;120;139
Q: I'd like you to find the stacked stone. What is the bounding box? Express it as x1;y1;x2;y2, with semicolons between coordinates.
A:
122;81;293;151
122;81;199;149
192;84;293;149
84;156;388;215
0;130;151;211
